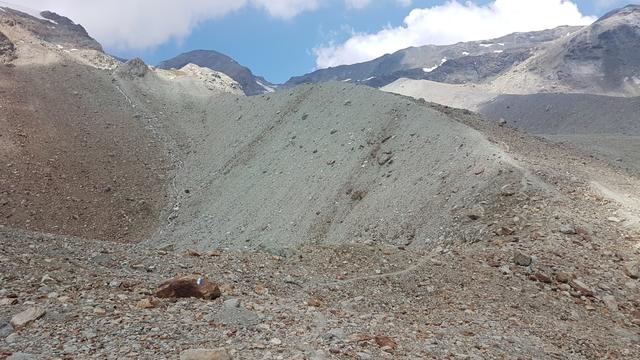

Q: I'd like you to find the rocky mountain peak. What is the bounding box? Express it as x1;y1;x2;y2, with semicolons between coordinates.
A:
0;4;102;51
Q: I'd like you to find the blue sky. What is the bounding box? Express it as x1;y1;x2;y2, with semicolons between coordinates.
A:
14;0;637;83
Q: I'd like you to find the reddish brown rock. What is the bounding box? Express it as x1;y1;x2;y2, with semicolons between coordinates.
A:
155;275;221;300
374;335;397;350
569;279;594;297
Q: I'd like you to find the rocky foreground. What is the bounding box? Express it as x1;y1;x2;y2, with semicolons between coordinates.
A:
2;115;640;359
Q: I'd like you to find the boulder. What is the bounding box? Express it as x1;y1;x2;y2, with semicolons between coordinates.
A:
156;275;221;300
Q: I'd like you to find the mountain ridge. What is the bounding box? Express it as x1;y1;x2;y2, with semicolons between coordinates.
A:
158;49;276;96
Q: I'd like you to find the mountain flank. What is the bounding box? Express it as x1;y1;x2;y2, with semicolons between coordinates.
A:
158;49;276;96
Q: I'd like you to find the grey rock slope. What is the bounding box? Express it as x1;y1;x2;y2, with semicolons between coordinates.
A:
522;5;640;95
117;76;525;251
285;26;579;87
158;50;275;96
480;93;640;135
0;4;102;51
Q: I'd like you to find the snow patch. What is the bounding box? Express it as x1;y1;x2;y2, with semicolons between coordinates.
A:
497;43;505;46
342;78;352;82
493;50;503;53
423;58;447;73
479;43;494;47
462;51;470;56
256;80;275;93
364;77;376;81
56;44;63;49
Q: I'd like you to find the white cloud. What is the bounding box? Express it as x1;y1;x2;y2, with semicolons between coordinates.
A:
252;0;320;18
345;0;411;9
345;0;372;9
5;0;321;49
314;0;597;68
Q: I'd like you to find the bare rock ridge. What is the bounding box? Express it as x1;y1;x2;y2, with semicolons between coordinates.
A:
158;49;276;96
0;5;102;51
527;4;640;95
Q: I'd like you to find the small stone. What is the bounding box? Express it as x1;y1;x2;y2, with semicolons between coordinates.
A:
559;225;576;235
93;307;107;315
223;298;241;309
10;307;46;328
109;280;122;289
307;297;323;307
82;329;98;339
0;322;14;338
136;298;156;309
156;275;221;300
323;328;345;342
607;216;622;223
497;118;507;127
569;280;594;297
499;265;512;275
558;284;571;292
602;295;618;313
0;298;18;306
344;100;352;106
270;338;282;345
623;261;640;279
556;272;573;283
180;348;231;360
254;284;268;295
513;252;532;267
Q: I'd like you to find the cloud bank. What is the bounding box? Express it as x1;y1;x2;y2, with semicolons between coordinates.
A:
314;0;597;68
5;0;325;49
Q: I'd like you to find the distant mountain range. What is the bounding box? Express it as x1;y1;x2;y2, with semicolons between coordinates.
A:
284;26;581;88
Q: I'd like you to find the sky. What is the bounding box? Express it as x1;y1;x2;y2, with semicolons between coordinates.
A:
6;0;639;83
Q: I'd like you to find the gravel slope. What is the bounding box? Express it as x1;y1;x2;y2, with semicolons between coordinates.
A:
112;79;526;251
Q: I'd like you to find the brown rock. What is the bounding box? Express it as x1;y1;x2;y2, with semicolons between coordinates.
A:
155;275;221;300
529;273;552;284
495;227;515;236
374;335;397;350
556;272;573;284
180;348;231;360
307;297;323;307
569;280;594;297
10;307;46;329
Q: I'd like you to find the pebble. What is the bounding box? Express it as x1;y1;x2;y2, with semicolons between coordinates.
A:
602;295;618;313
223;298;241;309
513;252;532;267
180;348;231;360
10;307;46;328
559;225;576;235
0;322;14;338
